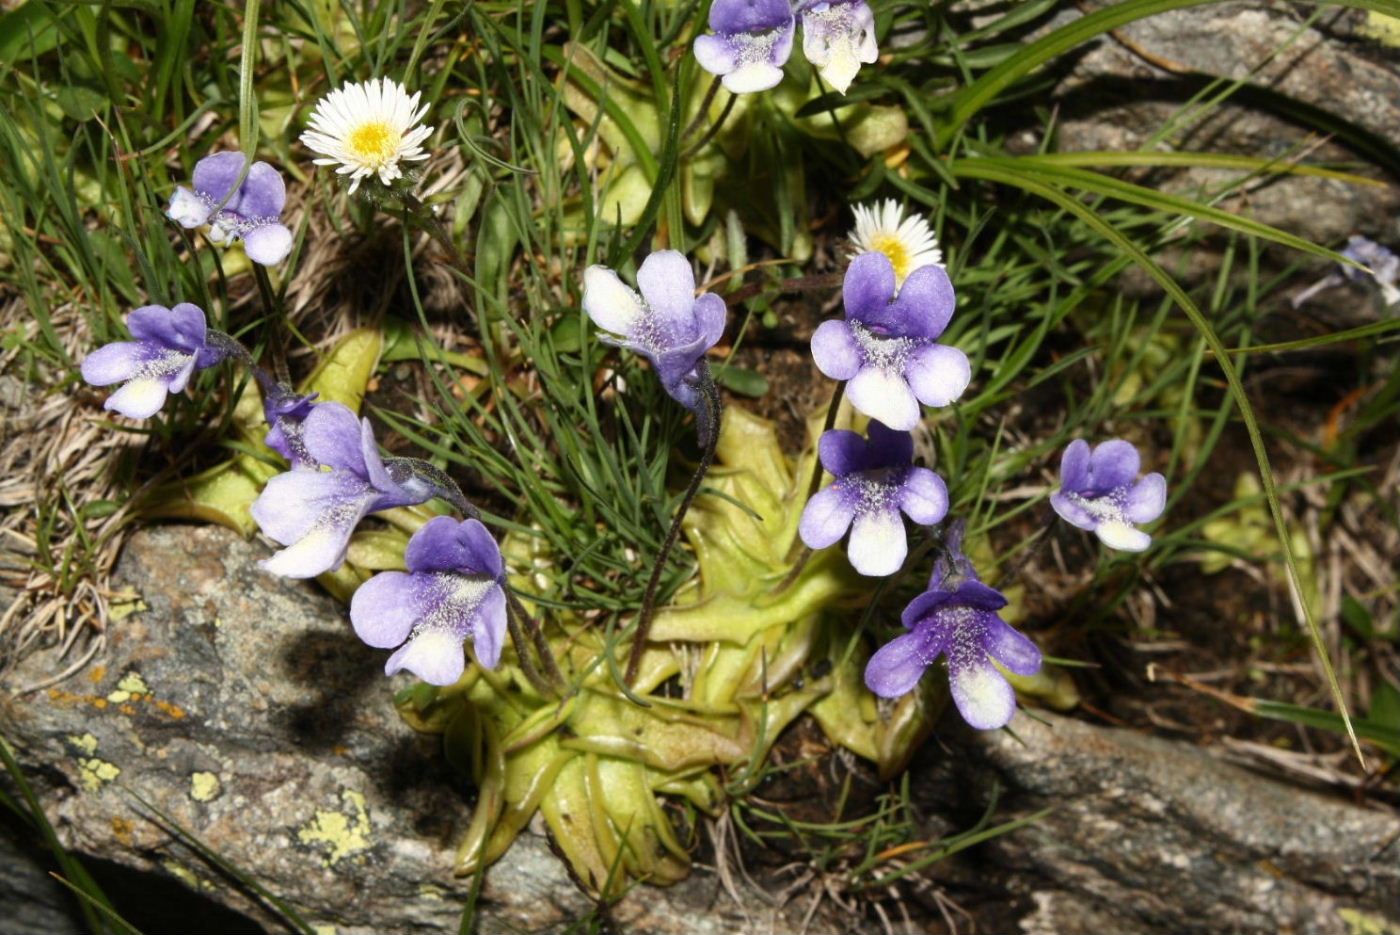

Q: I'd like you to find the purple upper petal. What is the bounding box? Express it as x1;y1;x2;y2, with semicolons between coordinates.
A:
884;265;957;340
239;161;287;218
1087;439;1140;492
710;0;795;33
636;250;699;337
817;428;872;476
863;420;914;468
404;516;505;580
127;303;207;352
1058;439;1091;493
192;152;247;205
841;252;898;330
301;403;370;475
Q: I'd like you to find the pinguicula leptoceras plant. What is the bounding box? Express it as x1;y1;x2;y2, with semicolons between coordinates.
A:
693;0;879;95
249;402;445;578
1051;439;1167;552
166;152;294;266
812;250;970;431
865;523;1043;730
799;420;948;576
796;1;879;94
80;303;235;419
693;0;796;94
351;516;508;684
583;249;727;447
583;249;726;682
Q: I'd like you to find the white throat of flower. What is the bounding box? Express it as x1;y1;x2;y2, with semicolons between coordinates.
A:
850;321;916;374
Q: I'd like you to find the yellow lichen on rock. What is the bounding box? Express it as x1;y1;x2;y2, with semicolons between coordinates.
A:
190;771;222;802
298;790;373;866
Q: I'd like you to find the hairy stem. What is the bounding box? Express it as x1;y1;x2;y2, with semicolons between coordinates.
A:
624;363;723;686
505;597;556;698
506;588;566;691
775;381;846;590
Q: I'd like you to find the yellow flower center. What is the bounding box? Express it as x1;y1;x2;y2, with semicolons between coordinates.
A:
346;121;399;166
870;234;910;282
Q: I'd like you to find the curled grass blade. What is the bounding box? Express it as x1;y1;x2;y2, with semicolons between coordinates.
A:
951;158;1364;764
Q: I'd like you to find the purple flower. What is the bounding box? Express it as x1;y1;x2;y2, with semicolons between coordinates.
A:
1050;439;1166;552
250;402;430;578
865;536;1042;729
1292;235;1400;308
583;250;726;438
263;387;320;469
866;578;1042;729
350;516;508;684
693;0;796;94
811;251;970;431
80;303;229;419
167;152;294;266
799;421;949;577
797;1;878;94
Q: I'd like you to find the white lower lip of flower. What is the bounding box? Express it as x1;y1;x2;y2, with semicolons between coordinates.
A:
300;78;434;193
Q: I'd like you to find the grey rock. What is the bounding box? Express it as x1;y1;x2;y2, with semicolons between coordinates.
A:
965;710;1400;934
0;821;85;935
1043;2;1400;246
0;525;795;934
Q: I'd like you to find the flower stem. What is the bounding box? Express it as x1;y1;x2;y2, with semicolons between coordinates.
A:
679;80;736;163
623;363;723;686
506;587;567;691
504;596;556;699
680;74;722;144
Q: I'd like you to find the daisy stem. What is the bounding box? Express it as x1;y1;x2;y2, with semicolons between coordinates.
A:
624;363;723;687
722;271;843;308
506;587;567;691
775;381;846;591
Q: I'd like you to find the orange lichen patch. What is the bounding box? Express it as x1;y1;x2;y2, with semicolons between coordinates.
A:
333;745;350;756
111;816;134;845
153;700;188;719
46;688;187;720
89;665;107;683
48;689;108;710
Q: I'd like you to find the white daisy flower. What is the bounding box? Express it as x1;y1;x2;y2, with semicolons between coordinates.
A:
300;77;434;194
848;199;943;285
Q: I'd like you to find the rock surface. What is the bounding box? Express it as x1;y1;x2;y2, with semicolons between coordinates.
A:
962;711;1400;935
1040;2;1400;247
0;525;793;934
3;524;1398;934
